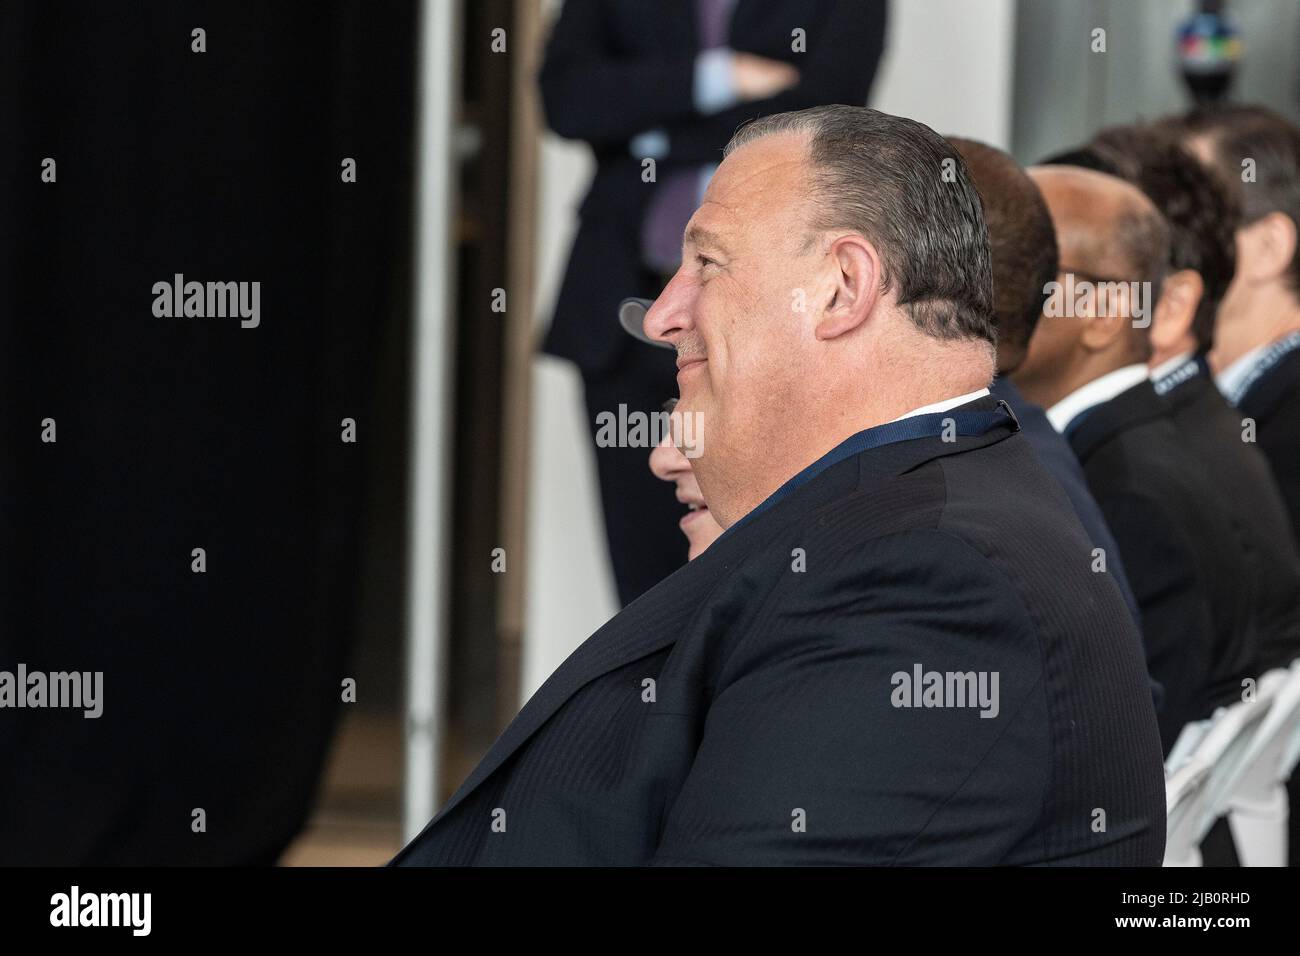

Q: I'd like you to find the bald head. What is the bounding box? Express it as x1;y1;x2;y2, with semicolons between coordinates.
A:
1010;167;1172;409
1027;165;1170;294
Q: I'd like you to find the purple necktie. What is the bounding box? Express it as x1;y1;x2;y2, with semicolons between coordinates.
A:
639;0;732;274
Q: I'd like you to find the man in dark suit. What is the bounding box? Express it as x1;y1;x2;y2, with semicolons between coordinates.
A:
1079;123;1300;865
538;0;887;605
947;137;1143;633
1087;124;1300;678
391;106;1165;866
1153;108;1300;864
1166;107;1300;550
1013;165;1257;756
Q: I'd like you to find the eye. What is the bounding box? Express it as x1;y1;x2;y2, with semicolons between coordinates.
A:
696;254;719;274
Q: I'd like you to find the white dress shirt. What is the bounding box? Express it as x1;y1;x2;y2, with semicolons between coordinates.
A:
1046;364;1150;434
1214;343;1268;403
1149;350;1194;385
889;387;991;423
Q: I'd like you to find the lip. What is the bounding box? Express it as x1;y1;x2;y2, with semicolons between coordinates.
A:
676;357;707;374
679;504;710;528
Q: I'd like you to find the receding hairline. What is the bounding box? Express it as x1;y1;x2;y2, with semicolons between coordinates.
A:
722;118;815;159
717;126;830;253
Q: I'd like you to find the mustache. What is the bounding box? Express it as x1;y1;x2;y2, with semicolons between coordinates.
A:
675;332;707;361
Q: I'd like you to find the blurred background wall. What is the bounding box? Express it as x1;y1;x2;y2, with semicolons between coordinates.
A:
1013;0;1300;163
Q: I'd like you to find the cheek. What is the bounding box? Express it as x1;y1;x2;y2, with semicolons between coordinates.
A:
1027;317;1069;363
681;471;703;501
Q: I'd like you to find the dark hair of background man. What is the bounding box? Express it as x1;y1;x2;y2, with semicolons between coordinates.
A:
947;136;1058;367
1088;125;1240;351
1166;104;1300;299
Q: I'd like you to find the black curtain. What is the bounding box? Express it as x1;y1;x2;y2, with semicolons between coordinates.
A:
0;0;417;864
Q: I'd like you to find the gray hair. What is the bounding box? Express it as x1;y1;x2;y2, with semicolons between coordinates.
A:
724;105;996;345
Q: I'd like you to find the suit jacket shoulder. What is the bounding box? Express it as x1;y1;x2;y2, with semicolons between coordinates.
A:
1069;383;1257;750
652;433;1163;865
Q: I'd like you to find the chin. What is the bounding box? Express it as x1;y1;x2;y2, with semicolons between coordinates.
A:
685;525;725;560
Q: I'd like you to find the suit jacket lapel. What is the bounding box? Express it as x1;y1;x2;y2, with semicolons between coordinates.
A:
1240;348;1300;422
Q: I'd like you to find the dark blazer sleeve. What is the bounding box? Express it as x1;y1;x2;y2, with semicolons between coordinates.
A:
659;0;888;164
647;530;1049;865
538;0;698;146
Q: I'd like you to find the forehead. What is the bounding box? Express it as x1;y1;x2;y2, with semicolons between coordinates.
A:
686;132;811;245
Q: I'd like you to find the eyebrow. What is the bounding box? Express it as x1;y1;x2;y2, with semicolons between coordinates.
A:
683;223;727;254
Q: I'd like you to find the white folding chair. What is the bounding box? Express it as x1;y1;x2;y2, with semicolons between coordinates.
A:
1163;694;1274;866
1164;759;1212;867
1165;716;1213;774
1227;662;1300;866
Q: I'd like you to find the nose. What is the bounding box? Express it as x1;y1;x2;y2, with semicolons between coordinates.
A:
649;429;691;483
642;269;696;347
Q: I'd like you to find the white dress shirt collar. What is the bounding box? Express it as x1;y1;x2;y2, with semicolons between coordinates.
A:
1149;350;1195;384
1214;343;1270;403
889;387;991;423
1046;364;1150;434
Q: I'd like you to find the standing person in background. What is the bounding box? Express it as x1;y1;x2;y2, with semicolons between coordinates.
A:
538;0;888;604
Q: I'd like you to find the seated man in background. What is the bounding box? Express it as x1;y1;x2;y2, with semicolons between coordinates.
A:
946;137;1143;634
650;397;725;559
1013;165;1257;756
1080;123;1300;680
615;297;727;558
391;105;1164;866
1167;105;1300;866
1082;121;1300;865
1164;106;1300;549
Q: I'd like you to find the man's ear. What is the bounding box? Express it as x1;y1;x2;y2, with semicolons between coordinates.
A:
814;233;882;341
1079;282;1136;353
1244;211;1299;283
1151;269;1203;354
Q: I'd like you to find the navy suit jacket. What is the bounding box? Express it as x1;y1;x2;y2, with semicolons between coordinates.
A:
390;397;1165;865
1166;368;1300;673
1067;382;1259;754
991;378;1161;710
1238;347;1300;547
990;378;1140;621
